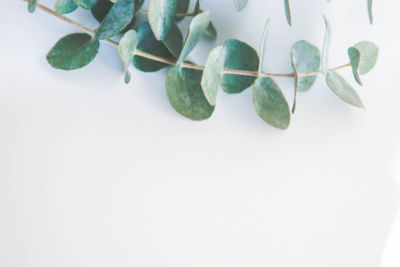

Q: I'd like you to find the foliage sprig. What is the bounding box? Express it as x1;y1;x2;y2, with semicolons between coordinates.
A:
24;0;379;129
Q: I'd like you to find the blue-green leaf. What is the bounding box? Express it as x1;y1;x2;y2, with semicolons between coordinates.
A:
177;11;211;64
166;66;215;121
94;0;135;40
119;30;139;84
325;71;364;108
201;45;225;106
284;0;292;26
253;77;291;129
354;41;379;75
148;0;178;40
221;39;259;94
47;33;100;70
55;0;78;14
233;0;248;12
72;0;96;10
348;47;363;85
321;16;331;76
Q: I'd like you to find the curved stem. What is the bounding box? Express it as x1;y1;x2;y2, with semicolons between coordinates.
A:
23;1;351;79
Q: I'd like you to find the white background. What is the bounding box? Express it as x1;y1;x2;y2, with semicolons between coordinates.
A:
1;0;400;266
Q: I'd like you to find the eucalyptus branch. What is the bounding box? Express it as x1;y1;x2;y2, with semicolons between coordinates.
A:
26;1;351;79
23;0;379;130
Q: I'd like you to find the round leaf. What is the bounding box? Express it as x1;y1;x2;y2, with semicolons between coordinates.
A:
133;22;175;72
148;0;178;40
354;41;379;75
253;77;291;129
291;40;321;92
47;33;100;70
221;39;259;94
166;66;215;121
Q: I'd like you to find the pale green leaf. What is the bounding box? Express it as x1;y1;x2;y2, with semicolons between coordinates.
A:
177;11;211;64
253;77;291;129
119;30;139;84
354;41;379;75
201;46;225;106
348;47;362;85
233;0;248;12
291;40;321;92
148;0;178;40
326;71;364;108
321;16;331;76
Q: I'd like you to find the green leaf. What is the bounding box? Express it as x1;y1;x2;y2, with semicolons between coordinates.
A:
284;0;292;26
177;11;211;64
47;33;100;70
148;0;178;40
258;18;270;75
133;22;175;72
28;0;37;13
55;0;78;14
72;0;97;9
91;0;113;22
253;77;291;130
325;71;364;108
94;0;135;40
201;46;225;106
166;66;215;121
291;40;321;92
354;41;379;75
221;39;259;94
119;30;139;84
176;0;190;22
233;0;248;11
368;0;373;24
348;47;363;85
204;22;217;41
162;22;183;58
321;16;331;76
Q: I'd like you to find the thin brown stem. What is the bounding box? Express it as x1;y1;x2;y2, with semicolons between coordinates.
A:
23;1;352;79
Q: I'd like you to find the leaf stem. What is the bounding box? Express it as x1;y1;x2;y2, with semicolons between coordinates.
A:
23;1;352;79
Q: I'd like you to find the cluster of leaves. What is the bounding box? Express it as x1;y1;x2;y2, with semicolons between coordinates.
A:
26;0;379;130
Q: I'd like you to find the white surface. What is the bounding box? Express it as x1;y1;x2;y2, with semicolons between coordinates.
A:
1;0;399;266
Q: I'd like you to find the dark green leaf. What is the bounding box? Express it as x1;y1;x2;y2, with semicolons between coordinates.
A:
47;33;100;70
221;39;259;94
176;0;190;22
133;22;175;72
162;23;183;58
